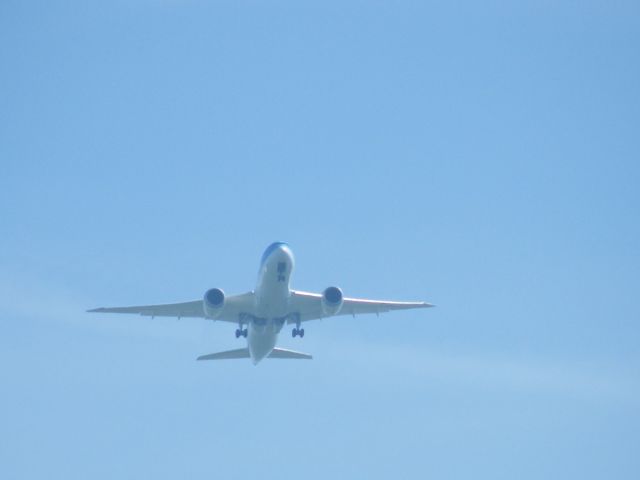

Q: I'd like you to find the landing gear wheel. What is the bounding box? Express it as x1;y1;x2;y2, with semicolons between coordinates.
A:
242;329;248;338
299;328;305;338
292;328;298;338
235;329;241;338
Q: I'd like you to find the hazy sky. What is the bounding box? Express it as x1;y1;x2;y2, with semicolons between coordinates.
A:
1;1;639;479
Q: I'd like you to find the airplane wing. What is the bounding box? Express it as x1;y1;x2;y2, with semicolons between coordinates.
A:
87;291;255;323
288;290;434;323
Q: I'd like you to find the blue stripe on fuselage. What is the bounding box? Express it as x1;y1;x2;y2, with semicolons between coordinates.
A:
260;242;289;268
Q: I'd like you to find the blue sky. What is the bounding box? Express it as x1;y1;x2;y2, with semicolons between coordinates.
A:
1;1;639;479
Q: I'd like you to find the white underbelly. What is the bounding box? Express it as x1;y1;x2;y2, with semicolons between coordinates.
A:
248;326;277;362
255;285;290;317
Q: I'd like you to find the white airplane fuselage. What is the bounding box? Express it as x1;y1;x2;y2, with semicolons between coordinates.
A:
248;242;296;364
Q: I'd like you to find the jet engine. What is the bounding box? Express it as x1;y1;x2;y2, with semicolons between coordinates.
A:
321;286;344;316
203;288;225;319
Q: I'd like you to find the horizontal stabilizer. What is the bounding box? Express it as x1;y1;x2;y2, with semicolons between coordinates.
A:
196;347;312;361
268;348;312;360
197;348;250;360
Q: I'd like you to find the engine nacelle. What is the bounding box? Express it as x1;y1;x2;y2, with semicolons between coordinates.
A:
203;288;225;319
321;286;344;316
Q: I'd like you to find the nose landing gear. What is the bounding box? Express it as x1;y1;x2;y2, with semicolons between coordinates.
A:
235;328;248;338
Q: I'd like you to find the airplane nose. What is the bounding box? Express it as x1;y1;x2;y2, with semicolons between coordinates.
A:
275;245;292;258
260;242;295;271
261;242;291;267
273;242;290;255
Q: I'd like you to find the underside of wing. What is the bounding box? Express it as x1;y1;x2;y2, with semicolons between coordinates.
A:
88;291;255;323
289;290;434;323
88;300;204;318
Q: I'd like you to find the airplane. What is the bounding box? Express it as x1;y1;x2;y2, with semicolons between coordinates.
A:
88;242;434;364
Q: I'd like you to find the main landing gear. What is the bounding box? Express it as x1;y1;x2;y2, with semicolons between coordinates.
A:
291;314;304;338
235;328;248;338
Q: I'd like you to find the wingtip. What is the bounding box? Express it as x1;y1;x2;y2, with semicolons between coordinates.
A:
87;308;103;313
